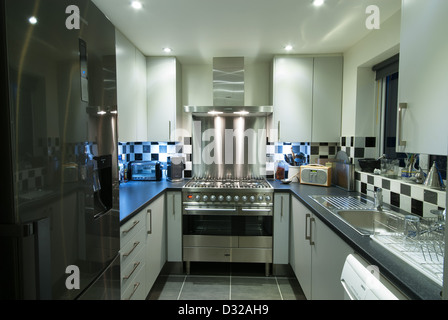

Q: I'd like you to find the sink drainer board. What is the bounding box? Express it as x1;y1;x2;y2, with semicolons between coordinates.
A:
372;221;445;287
310;195;374;211
310;195;445;286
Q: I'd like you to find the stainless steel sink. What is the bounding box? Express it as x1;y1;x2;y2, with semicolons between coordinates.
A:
334;209;404;235
309;195;404;236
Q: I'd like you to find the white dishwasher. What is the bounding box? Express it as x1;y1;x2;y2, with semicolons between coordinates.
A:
341;254;407;300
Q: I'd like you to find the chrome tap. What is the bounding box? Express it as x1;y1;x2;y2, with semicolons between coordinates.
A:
374;188;383;211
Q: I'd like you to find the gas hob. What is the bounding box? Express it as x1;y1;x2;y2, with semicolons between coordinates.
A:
182;177;273;206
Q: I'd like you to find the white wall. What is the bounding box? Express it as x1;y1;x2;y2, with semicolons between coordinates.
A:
341;10;401;137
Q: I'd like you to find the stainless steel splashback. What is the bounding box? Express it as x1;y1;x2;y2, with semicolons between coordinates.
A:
192;115;267;178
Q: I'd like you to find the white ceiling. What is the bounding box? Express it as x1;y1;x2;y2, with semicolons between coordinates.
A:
92;0;401;65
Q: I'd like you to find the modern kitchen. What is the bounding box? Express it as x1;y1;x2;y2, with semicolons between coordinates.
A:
1;0;448;306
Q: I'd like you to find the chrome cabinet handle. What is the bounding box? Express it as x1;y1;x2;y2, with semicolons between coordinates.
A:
123;241;140;257
147;209;152;234
122;220;140;235
305;214;311;241
398;103;407;147
278;121;281;141
281;196;284;219
169;120;172;141
125;282;141;300
123;262;140;280
309;217;315;246
172;194;176;216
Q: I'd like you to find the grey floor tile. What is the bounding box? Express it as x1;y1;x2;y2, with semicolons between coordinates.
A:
179;276;230;300
230;277;281;300
147;275;185;300
276;277;306;300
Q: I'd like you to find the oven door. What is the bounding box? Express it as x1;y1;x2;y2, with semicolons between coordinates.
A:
182;207;273;237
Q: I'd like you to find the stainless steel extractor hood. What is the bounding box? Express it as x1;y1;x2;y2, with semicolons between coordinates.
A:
184;57;273;115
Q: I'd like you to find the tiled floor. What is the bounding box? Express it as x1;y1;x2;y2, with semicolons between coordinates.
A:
148;262;306;300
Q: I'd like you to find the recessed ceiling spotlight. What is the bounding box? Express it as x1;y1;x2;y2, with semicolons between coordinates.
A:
284;45;293;52
131;1;142;10
28;16;38;24
163;47;172;53
313;0;324;7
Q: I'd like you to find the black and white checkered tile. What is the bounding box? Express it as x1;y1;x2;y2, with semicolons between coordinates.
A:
356;171;446;217
266;141;338;178
339;136;378;167
119;137;193;178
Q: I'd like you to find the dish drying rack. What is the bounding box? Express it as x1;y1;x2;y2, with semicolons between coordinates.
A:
371;215;445;286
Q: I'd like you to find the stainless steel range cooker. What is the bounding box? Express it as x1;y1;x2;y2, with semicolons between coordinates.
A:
182;177;274;275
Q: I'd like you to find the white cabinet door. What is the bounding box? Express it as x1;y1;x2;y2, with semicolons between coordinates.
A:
311;216;353;300
312;56;343;143
290;196;312;299
145;194;166;294
290;196;353;300
116;29;147;142
398;0;448;155
147;57;180;142
273;56;313;142
273;193;290;264
166;191;182;262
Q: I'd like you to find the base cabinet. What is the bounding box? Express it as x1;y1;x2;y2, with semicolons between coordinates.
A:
119;194;166;299
166;191;182;262
290;196;353;300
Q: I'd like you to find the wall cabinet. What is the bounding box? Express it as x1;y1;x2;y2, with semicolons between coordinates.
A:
273;193;290;265
147;57;182;142
166;191;182;262
290;196;353;300
272;56;342;143
115;29;147;142
397;0;448;155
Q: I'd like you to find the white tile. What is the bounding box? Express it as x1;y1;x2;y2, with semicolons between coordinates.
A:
374;175;382;187
183;144;192;154
423;202;438;218
266;145;275;154
400;195;412;213
151;145;159;153
185;161;192;171
411;185;424;201
390;180;401;194
437;190;446;208
382;189;391;205
360;172;368;183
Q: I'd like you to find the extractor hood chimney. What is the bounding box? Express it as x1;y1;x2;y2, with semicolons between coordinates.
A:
184;57;273;115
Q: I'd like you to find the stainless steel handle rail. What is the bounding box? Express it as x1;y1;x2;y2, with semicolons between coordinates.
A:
305;214;311;241
125;282;141;300
398;103;407;147
122;220;140;235
309;217;316;246
123;262;140;280
147;209;152;234
123;241;140;257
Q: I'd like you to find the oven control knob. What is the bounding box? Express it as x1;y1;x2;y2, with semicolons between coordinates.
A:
258;195;264;201
234;196;240;202
218;195;224;202
249;196;255;202
266;195;271;202
202;195;208;202
210;195;216;202
226;195;232;202
242;196;248;202
195;195;201;202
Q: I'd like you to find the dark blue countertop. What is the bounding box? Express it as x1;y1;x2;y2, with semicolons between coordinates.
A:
119;178;442;300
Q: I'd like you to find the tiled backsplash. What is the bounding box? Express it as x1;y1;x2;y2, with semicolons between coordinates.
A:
339;136;378;168
118;138;193;178
356;171;446;217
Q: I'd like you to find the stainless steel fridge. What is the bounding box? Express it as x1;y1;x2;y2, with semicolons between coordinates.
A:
0;0;120;299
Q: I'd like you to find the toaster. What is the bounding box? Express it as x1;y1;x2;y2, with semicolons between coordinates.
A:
130;161;162;181
300;164;332;187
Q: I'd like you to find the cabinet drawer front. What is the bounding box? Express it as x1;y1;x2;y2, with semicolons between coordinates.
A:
120;213;145;245
121;266;146;300
120;229;145;268
121;247;145;290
